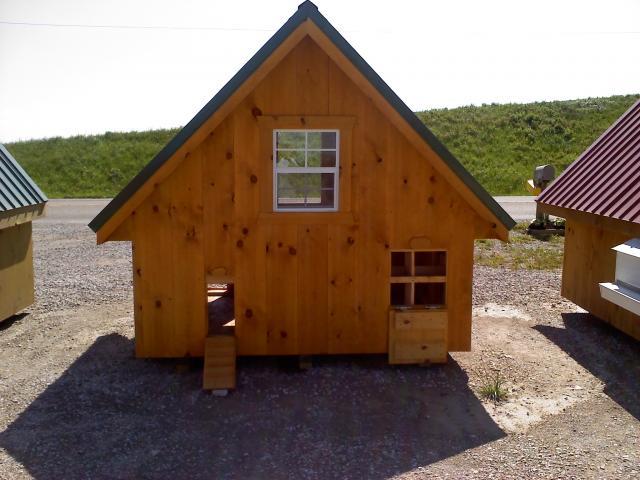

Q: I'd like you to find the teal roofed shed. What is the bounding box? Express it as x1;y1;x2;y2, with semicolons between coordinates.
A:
0;144;47;321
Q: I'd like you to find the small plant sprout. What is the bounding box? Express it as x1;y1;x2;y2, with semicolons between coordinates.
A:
479;373;508;403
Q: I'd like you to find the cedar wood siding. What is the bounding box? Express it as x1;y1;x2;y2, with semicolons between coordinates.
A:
563;218;640;340
127;37;495;358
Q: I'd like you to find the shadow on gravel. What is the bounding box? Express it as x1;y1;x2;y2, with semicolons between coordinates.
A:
0;312;29;332
0;333;505;479
536;313;640;421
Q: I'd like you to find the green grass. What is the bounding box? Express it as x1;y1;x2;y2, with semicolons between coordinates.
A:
5;129;178;198
417;94;638;195
475;222;564;270
4;94;638;198
479;373;509;403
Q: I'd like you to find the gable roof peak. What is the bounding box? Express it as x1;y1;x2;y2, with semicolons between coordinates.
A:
298;1;319;12
89;2;514;236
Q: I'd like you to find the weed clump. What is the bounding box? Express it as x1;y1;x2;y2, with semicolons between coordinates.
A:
479;373;508;403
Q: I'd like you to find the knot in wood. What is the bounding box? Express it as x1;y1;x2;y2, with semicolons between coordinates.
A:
250;174;258;184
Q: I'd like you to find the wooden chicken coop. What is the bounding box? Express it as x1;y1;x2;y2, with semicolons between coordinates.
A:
89;1;514;391
538;98;640;340
0;144;47;322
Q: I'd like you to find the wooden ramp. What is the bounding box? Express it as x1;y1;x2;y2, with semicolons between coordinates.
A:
203;334;236;391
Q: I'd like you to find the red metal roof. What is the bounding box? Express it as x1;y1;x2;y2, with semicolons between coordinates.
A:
537;99;640;224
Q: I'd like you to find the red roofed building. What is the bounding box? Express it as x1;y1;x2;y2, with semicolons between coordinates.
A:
538;98;640;340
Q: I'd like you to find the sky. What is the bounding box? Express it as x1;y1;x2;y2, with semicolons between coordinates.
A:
1;0;639;142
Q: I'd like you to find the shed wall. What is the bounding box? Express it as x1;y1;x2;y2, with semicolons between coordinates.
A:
563;218;640;340
128;36;492;357
0;222;34;321
131;153;207;357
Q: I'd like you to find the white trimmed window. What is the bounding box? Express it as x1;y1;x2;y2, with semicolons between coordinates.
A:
273;130;339;211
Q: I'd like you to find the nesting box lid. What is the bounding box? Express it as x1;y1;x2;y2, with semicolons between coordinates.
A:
612;238;640;259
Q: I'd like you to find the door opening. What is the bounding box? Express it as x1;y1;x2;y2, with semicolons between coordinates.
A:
207;283;235;335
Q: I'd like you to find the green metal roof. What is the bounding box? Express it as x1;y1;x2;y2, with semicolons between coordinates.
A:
0;143;47;213
89;1;515;232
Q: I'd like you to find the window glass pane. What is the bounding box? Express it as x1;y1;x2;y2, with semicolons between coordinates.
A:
307;150;337;167
307;131;337;149
276;150;305;168
277;173;306;207
277;173;335;209
276;131;305;149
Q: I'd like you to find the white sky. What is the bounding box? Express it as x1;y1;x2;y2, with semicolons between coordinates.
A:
1;0;639;142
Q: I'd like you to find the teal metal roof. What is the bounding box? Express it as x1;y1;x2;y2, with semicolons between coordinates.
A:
0;144;47;213
90;1;515;232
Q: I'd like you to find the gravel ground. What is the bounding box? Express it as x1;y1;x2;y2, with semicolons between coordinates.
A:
0;223;638;479
30;224;132;313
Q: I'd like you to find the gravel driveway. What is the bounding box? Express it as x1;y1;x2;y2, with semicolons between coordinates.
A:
0;223;638;479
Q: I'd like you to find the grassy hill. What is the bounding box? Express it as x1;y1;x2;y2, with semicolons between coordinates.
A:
6;94;638;198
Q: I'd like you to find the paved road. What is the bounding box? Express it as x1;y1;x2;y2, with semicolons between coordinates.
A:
493;196;537;222
37;199;111;225
37;196;537;225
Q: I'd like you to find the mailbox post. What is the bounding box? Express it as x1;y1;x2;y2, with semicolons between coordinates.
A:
532;164;555;226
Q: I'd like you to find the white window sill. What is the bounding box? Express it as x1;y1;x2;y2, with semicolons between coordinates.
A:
599;282;640;316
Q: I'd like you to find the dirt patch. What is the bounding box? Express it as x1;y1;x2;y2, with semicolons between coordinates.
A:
460;312;600;433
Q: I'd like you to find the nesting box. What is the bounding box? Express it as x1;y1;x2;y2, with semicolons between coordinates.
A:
599;239;640;316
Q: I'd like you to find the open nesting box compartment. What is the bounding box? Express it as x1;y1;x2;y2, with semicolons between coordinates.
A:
388;250;448;364
390;250;446;308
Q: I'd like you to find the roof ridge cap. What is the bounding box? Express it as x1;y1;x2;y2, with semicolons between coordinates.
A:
298;1;319;12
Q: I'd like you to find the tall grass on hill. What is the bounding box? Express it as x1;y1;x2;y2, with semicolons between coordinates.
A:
6;129;178;198
5;94;638;198
417;95;638;195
